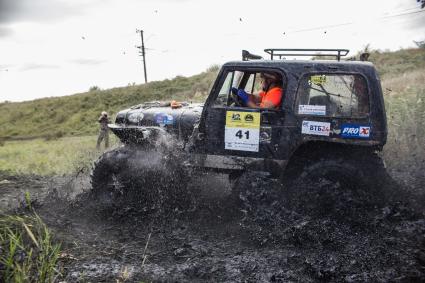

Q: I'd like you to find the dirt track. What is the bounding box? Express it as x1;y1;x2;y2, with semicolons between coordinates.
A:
1;164;425;282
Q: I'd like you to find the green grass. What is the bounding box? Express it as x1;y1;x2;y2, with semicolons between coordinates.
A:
0;135;119;175
0;210;61;282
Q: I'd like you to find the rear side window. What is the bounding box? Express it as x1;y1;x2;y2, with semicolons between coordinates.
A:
296;74;369;117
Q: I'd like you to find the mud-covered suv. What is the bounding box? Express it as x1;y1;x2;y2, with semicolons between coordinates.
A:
91;48;389;199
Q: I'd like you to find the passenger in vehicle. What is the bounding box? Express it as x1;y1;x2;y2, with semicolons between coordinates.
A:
232;72;283;109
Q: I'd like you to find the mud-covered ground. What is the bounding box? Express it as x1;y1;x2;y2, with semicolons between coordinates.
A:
1;157;425;282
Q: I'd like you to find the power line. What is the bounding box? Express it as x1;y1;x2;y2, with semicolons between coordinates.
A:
288;8;425;34
291;22;353;33
381;8;425;19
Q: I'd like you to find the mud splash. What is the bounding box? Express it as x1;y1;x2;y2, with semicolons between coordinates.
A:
1;148;424;282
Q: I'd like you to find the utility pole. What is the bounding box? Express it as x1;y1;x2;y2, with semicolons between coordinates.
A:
136;29;148;83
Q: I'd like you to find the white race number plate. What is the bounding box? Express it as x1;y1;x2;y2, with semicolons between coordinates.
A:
224;111;260;152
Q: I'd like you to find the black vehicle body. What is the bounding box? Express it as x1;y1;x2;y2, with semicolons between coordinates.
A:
110;102;203;145
109;51;387;178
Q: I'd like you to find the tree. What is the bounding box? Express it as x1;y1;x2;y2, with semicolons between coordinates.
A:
413;40;425;48
89;86;100;92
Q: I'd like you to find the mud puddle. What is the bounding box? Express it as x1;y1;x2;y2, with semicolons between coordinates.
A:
1;168;425;282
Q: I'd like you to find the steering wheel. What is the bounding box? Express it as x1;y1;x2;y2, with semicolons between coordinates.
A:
230;88;244;107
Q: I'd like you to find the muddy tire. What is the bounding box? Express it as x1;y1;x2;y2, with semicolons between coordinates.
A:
90;146;131;209
90;146;191;213
282;150;397;218
285;148;393;189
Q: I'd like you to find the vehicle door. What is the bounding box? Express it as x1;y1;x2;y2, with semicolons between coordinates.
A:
200;67;287;159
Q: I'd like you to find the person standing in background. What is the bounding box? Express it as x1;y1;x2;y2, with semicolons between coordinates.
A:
96;111;110;149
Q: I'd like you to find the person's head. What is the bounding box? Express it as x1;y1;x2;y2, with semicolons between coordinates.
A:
101;111;108;117
260;72;282;91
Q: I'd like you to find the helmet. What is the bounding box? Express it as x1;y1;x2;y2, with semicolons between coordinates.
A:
101;111;108;116
260;72;281;81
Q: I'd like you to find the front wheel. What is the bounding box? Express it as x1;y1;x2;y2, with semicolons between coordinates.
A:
90;146;192;214
90;146;131;209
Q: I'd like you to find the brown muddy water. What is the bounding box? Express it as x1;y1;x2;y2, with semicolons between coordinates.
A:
0;158;424;282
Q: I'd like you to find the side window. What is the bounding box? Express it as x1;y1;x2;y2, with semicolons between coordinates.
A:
244;73;255;94
245;72;264;94
213;70;285;109
213;71;244;107
252;73;263;94
214;72;233;107
296;74;369;117
232;71;244;89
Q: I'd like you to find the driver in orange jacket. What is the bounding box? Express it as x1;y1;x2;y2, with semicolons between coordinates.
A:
232;72;283;109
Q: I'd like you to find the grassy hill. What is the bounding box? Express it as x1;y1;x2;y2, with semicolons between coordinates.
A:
0;48;424;141
0;66;219;140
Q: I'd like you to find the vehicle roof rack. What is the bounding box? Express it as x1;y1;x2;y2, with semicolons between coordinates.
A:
263;48;349;61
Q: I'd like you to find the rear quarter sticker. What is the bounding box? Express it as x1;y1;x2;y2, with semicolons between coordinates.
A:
341;124;371;139
301;120;331;136
298;105;326;116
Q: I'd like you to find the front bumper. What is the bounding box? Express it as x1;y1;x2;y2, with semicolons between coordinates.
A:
108;124;166;144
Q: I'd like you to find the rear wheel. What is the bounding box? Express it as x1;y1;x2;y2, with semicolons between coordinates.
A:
285;149;392;188
282;150;396;218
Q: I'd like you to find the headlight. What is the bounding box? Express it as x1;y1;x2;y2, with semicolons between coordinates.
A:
115;113;126;124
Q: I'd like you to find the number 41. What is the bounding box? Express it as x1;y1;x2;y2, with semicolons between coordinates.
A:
236;130;249;139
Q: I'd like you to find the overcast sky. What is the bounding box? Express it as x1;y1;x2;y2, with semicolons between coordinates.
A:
0;0;424;102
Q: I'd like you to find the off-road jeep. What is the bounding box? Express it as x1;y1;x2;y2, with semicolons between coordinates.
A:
91;48;389;203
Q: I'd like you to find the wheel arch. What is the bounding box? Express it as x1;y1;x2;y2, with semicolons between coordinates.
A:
284;141;379;174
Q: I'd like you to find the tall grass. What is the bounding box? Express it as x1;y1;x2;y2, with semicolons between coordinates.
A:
382;68;425;187
0;210;61;282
